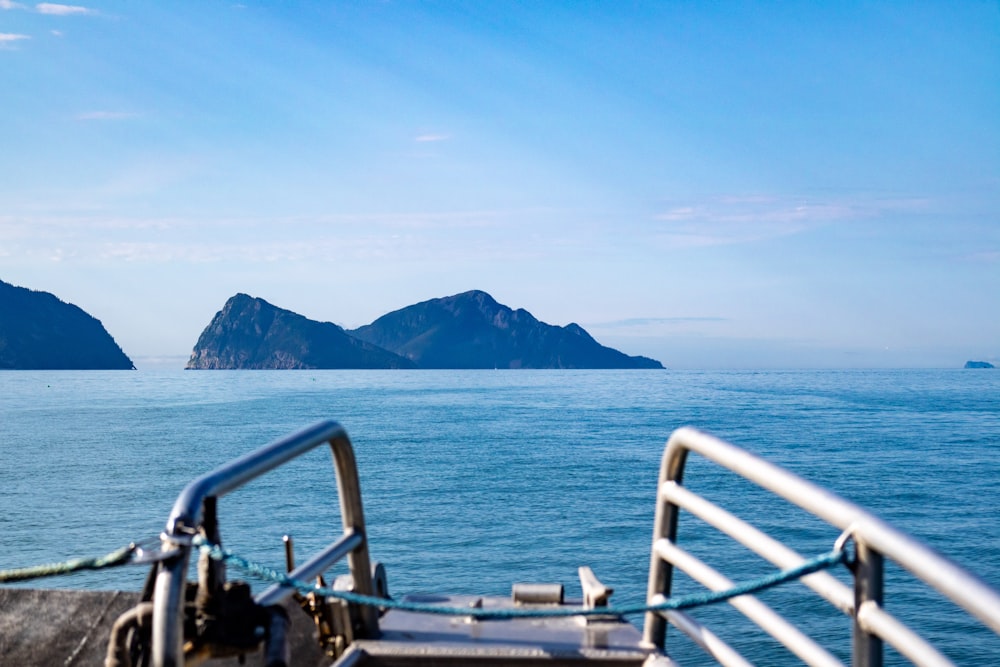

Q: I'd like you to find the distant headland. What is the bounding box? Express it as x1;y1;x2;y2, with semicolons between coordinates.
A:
0;279;134;370
187;290;664;370
964;360;995;369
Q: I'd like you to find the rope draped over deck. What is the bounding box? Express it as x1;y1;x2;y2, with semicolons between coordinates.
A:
0;536;847;619
192;536;847;619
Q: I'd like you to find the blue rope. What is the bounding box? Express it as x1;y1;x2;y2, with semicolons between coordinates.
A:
194;537;846;619
0;536;844;617
0;545;136;583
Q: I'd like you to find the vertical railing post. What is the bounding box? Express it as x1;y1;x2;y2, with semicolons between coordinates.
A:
852;542;884;667
642;492;679;649
152;539;192;667
643;439;690;650
328;433;379;638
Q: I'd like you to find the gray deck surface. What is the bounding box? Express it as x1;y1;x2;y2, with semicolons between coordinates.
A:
1;589;655;666
0;588;328;666
340;595;652;667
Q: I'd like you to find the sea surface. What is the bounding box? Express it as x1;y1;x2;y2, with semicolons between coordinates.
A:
1;369;998;665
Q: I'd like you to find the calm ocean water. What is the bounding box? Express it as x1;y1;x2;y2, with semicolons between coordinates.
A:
1;369;998;664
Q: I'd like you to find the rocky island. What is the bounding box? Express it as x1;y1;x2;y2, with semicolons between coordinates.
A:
964;361;995;369
186;294;416;369
0;279;134;370
187;290;663;370
350;290;663;369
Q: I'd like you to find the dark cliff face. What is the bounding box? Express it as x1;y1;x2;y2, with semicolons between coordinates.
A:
349;290;664;369
186;294;416;369
0;279;134;370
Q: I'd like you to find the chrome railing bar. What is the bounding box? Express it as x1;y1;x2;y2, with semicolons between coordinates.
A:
654;538;845;667
660;480;953;666
255;530;363;607
660;480;854;615
152;420;377;667
850;516;1000;636
662;609;754;667
856;601;954;667
666;428;1000;635
164;421;348;534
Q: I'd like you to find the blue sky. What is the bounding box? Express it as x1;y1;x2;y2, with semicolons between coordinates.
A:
2;2;998;369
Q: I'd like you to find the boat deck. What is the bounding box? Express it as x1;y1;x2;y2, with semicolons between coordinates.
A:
0;588;656;667
338;594;655;666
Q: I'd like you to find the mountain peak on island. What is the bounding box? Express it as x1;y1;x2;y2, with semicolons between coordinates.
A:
186;294;415;369
349;290;663;369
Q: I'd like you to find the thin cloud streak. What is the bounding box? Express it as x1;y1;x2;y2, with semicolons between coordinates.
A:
414;134;450;142
0;210;513;234
586;316;734;339
657;194;930;224
594;317;730;328
76;111;138;120
650;221;809;248
0;214;548;264
0;33;30;44
36;2;93;15
200;232;542;263
87;236;536;264
965;250;1000;264
652;194;931;247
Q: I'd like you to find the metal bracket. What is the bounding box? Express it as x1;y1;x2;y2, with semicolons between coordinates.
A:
579;566;614;608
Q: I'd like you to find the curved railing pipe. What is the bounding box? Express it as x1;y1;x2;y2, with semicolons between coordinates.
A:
151;420;377;667
643;426;1000;666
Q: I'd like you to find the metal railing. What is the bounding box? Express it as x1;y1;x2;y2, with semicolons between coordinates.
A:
151;420;378;667
642;427;1000;667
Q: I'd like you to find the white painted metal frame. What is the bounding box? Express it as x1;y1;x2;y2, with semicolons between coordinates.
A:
642;427;1000;666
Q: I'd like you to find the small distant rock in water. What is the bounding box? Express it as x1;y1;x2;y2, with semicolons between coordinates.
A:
964;360;995;369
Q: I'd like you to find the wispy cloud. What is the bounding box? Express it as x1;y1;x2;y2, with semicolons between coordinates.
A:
595;317;730;328
585;316;732;337
76;110;138;121
650;219;810;248
414;133;450;143
652;194;929;247
36;2;93;15
965;250;1000;264
1;0;96;13
311;210;501;231
0;210;543;265
658;197;857;225
0;33;30;45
